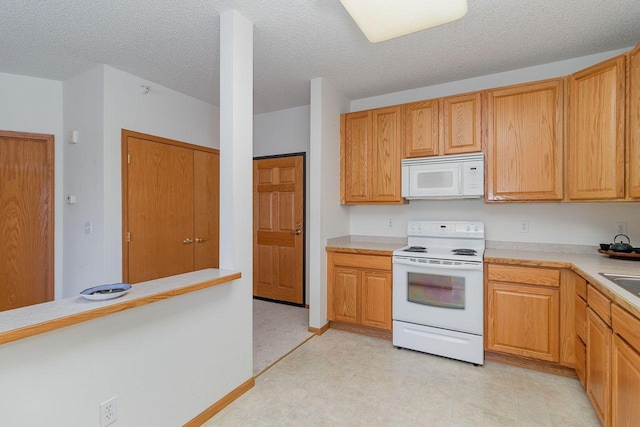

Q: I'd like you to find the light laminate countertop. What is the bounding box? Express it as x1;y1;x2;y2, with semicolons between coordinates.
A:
326;235;406;255
0;268;241;346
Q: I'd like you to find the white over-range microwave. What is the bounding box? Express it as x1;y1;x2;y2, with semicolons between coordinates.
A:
401;153;484;199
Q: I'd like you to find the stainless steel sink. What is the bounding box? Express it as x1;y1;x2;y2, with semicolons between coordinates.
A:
599;273;640;297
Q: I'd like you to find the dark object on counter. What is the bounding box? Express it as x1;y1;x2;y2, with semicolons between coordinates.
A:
610;234;633;253
600;243;611;251
634;247;640;254
597;249;640;260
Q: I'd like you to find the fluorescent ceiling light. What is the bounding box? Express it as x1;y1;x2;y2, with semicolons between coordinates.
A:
340;0;468;43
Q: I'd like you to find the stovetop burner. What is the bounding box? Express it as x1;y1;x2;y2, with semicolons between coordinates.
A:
452;248;477;256
404;246;427;253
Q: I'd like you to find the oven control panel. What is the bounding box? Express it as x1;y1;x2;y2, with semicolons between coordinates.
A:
407;221;484;238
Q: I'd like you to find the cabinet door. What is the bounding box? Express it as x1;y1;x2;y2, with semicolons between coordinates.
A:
485;79;564;201
576;336;587;388
403;99;440;158
341;111;371;203
332;266;360;324
586;308;612;427
568;55;625;200
371;106;403;202
628;44;640;198
443;92;482;155
612;335;640;427
486;282;560;361
361;270;392;330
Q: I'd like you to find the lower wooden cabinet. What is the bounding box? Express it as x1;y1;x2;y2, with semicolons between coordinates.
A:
486;281;560;361
586;307;612;427
612;335;640;426
327;251;392;331
486;264;560;362
611;304;640;426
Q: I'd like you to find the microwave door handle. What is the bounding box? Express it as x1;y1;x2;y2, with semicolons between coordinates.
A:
459;165;464;195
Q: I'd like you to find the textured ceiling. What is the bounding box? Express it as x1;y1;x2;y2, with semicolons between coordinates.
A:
1;0;640;114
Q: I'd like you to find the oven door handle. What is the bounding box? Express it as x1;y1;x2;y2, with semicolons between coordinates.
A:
392;257;483;270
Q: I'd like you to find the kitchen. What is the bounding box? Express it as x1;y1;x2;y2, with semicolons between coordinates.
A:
2;1;640;426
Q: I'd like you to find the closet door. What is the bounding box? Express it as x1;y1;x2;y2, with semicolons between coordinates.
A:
194;150;219;270
0;131;54;311
127;136;194;283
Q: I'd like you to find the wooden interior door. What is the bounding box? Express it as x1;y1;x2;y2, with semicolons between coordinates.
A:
126;136;194;283
253;155;304;304
194;151;219;270
0;131;54;311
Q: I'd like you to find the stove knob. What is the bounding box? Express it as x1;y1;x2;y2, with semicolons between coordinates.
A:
473;225;479;232
465;225;471;232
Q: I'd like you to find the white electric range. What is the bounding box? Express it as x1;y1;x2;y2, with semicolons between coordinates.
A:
392;221;485;365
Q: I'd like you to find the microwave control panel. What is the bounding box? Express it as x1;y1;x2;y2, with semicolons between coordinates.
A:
463;161;484;196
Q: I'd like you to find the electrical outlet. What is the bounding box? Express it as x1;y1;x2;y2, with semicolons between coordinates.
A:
615;222;627;236
518;221;529;233
387;219;394;229
100;396;118;427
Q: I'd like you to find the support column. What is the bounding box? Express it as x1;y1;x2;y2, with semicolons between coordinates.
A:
219;9;253;275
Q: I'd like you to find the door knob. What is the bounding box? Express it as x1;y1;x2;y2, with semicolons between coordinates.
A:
195;237;205;243
293;223;302;235
183;238;193;244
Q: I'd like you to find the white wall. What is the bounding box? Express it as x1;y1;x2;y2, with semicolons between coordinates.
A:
348;47;640;246
0;280;250;426
254;105;311;303
350;201;640;246
63;66;106;297
309;78;350;329
0;72;64;299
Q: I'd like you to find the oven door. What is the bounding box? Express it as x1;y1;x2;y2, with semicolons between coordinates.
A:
392;256;483;335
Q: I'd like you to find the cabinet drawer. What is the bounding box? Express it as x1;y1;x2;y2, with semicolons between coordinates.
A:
612;304;640;352
575;294;587;342
332;253;392;271
575;335;586;388
575;275;587;300
588;285;611;326
487;264;560;287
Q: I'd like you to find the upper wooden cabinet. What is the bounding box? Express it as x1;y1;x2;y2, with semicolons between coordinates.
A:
403;93;482;158
485;79;564;201
403;99;439;157
341;106;404;204
568;55;626;201
341;111;370;203
628;44;640;199
442;92;482;155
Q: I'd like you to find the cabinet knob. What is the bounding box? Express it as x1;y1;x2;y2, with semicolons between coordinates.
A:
195;237;205;243
183;238;193;244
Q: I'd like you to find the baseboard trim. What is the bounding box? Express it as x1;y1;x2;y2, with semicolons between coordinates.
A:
329;321;392;340
485;351;578;378
308;322;330;335
184;377;255;427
